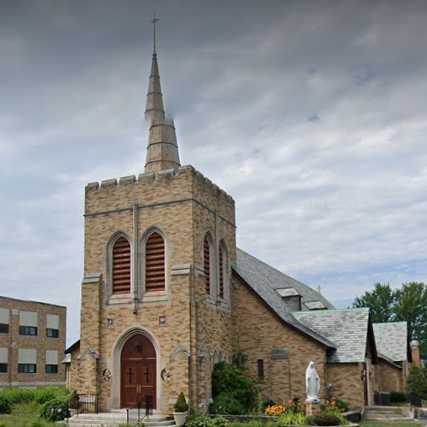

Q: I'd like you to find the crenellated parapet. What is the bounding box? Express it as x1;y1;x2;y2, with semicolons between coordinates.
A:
85;165;235;226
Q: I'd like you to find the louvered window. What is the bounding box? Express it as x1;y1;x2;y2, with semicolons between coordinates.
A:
204;237;211;294
112;237;131;294
219;245;224;299
145;232;165;292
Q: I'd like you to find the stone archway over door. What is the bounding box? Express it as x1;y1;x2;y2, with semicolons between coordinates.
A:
121;334;157;409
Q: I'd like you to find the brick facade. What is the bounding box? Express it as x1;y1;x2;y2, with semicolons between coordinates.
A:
0;296;66;387
75;166;236;412
232;276;327;403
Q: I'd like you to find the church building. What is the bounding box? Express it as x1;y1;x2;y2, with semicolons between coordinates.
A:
66;28;414;413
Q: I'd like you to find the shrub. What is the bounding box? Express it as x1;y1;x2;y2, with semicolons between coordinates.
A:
209;393;246;415
174;392;189;412
186;416;229;427
0;387;35;405
277;411;306;426
0;395;11;414
334;400;349;413
389;391;407;403
406;367;427;399
40;397;70;421
306;414;342;426
211;361;258;414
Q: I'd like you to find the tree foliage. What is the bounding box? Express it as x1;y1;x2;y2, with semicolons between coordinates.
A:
353;283;396;323
353;281;427;356
406;366;427;399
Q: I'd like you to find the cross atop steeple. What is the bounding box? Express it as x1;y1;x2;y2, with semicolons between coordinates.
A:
152;12;159;54
144;14;181;173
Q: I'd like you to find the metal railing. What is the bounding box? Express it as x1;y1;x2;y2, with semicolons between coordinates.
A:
69;393;99;414
125;395;153;424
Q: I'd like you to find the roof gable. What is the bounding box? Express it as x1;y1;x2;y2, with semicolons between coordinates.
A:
294;308;371;363
373;322;408;362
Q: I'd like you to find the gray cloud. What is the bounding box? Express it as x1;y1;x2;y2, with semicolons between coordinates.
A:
1;0;427;344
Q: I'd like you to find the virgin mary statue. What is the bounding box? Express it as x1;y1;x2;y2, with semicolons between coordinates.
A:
305;361;320;403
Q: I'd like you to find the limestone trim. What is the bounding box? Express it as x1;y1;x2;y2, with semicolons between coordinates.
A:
110;326;162;410
105;231;134;304
84;198;236;228
140;226;170;301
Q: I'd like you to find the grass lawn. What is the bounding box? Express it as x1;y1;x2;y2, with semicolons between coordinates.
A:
0;402;56;427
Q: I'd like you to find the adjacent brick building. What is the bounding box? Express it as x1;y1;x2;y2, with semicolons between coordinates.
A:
0;296;66;387
66;36;412;412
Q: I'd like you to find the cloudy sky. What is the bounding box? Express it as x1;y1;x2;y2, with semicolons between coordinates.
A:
1;0;427;345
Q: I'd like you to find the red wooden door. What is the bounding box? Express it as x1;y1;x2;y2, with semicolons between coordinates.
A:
121;334;156;408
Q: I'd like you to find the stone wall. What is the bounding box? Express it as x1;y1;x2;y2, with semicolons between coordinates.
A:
327;363;364;408
375;360;403;392
232;276;327;403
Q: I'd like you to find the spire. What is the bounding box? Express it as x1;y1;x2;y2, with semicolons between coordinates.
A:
144;14;181;173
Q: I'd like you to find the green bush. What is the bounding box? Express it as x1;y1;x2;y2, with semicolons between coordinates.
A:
211;361;258;414
0;395;11;414
389;391;407;403
306;414;342;426
174;392;189;412
334;400;348;413
406;367;427;399
40;397;70;421
0;388;35;405
186;416;229;427
277;411;306;425
209;393;245;415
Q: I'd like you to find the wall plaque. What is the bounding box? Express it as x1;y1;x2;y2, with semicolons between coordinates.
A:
271;348;289;360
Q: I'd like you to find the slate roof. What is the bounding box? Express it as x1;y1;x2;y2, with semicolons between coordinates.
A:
235;249;334;310
373;322;408;362
293;308;371;363
233;249;336;349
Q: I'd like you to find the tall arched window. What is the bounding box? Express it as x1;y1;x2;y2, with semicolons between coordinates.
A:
203;235;211;294
218;241;228;300
145;232;165;292
112;236;131;294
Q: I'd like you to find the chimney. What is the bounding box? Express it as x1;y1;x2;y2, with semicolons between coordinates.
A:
410;340;421;368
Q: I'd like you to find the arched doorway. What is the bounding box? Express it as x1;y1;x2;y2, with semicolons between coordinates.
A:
121;334;157;408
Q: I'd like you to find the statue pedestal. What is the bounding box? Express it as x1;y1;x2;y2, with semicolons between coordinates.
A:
305;402;313;416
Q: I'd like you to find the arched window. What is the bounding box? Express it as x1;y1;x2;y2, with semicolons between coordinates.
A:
145;232;165;292
112;236;131;294
203;236;211;294
218;241;228;300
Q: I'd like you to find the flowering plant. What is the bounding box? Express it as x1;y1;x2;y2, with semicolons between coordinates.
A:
265;398;304;416
265;404;285;416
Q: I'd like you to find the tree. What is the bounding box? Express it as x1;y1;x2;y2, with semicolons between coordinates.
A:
406;366;427;399
394;282;427;356
353;281;427;357
352;283;396;323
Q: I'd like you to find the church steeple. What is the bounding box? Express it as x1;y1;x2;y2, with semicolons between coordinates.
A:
144;15;180;173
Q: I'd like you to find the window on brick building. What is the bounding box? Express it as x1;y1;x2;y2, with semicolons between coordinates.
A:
112;236;131;294
0;308;9;334
18;349;37;374
145;232;165;292
0;348;7;373
257;359;264;381
218;241;228;300
19;311;38;336
45;350;58;374
203;234;214;295
46;314;59;338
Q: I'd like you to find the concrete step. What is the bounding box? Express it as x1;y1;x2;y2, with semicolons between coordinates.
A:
68;413;176;427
